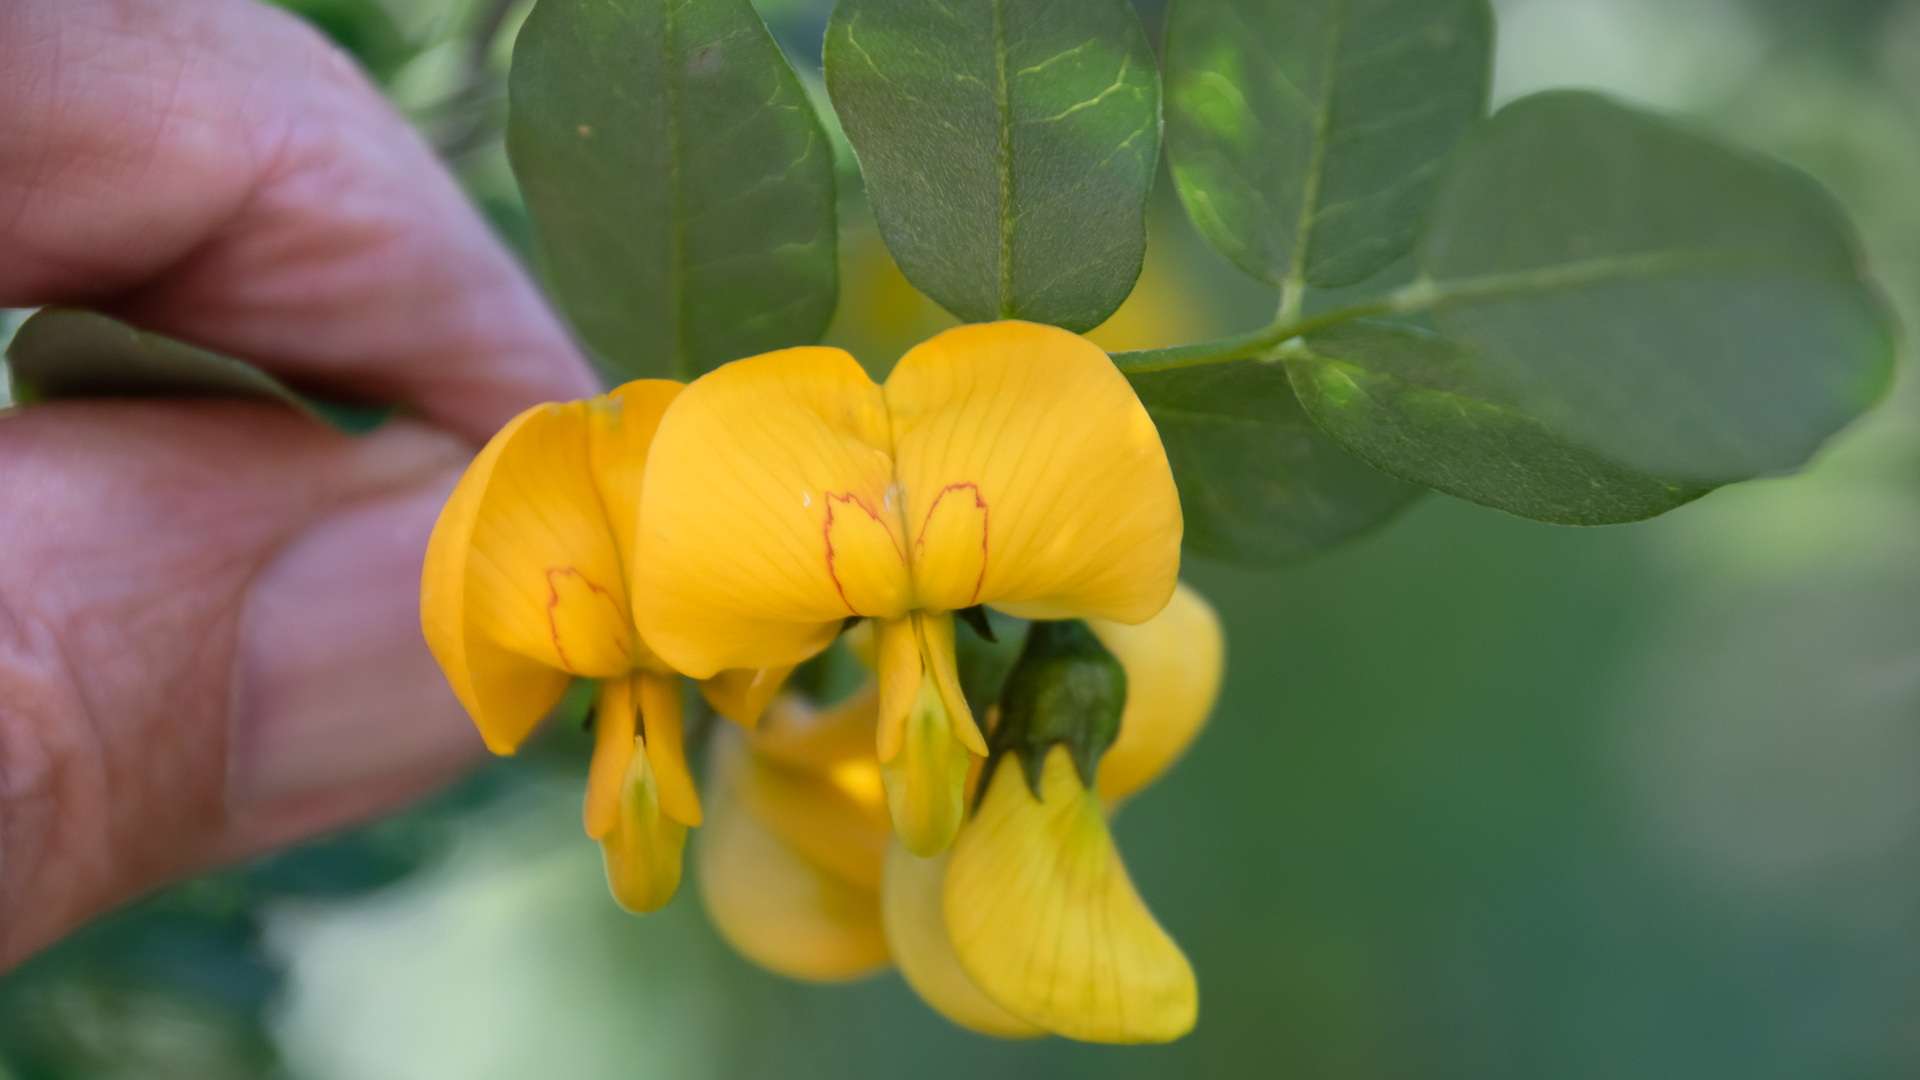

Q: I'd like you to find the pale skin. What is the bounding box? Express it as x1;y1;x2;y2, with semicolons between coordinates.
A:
0;0;598;969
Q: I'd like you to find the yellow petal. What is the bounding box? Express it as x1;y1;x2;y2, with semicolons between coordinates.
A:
635;347;910;678
750;683;882;773
584;675;638;840
945;747;1197;1044
920;612;987;756
585;380;683;593
1088;583;1225;803
600;736;688;914
875;616;923;765
734;735;891;892
884;322;1182;624
638;671;700;827
697;665;796;728
881;840;1046;1039
422;399;639;753
881;672;973;857
699;735;890;982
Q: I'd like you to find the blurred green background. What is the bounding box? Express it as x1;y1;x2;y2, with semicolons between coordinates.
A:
6;0;1920;1075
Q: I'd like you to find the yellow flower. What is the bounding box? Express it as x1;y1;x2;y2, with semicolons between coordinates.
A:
698;685;895;982
420;381;789;914
634;321;1183;856
883;584;1224;1043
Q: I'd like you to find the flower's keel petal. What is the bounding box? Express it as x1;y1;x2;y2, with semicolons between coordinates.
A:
1089;583;1225;804
885;322;1183;624
946;748;1197;1044
875;616;924;764
636;347;910;677
638;671;701;827
698;665;796;728
699;747;891;983
584;675;639;839
881;674;973;857
920;612;986;756
601;739;688;914
881;840;1046;1039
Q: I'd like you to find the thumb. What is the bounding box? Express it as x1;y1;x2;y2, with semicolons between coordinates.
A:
0;401;479;970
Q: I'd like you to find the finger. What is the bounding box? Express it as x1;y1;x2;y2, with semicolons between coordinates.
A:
0;0;599;441
0;401;482;970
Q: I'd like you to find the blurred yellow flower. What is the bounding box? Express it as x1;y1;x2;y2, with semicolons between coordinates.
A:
699;685;894;982
634;321;1184;857
420;380;788;914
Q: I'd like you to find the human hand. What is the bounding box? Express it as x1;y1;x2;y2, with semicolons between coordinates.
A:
0;0;598;969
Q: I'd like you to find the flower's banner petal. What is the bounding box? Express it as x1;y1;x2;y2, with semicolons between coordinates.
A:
423;402;630;754
636;347;908;677
881;841;1047;1038
876;616;924;764
947;747;1196;1043
639;671;701;828
1126;358;1421;566
734;738;891;891
886;322;1181;624
584;675;639;840
1290;320;1711;524
1164;0;1492;290
1089;583;1224;803
698;665;797;728
601;739;688;914
882;675;973;857
508;0;837;381
699;736;891;982
752;684;883;773
1411;91;1897;482
586;380;683;576
824;0;1160;331
920;613;987;756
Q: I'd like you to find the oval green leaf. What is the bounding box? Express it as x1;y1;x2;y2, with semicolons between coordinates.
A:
1413;91;1897;482
824;0;1160;331
1128;359;1421;565
1291;320;1711;524
509;0;838;381
4;309;387;433
1163;0;1491;291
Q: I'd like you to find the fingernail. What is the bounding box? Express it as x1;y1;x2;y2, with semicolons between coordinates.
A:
231;477;483;819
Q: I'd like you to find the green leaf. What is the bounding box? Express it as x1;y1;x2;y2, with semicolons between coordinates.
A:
1128;359;1421;565
1411;91;1897;482
1163;0;1491;292
824;0;1160;331
509;0;838;381
4;310;390;434
1290;320;1711;524
6;308;313;414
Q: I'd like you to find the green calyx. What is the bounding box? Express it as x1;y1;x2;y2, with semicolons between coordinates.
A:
981;619;1127;802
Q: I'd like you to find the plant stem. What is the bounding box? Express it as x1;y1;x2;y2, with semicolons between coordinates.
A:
1108;292;1399;374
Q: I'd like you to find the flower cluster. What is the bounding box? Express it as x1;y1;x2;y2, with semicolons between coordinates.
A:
422;321;1224;1042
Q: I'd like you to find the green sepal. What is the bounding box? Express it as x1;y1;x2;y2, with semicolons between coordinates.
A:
981;619;1127;802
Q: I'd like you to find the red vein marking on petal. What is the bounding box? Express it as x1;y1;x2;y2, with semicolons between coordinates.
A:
914;482;990;605
545;567;624;672
822;492;905;615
